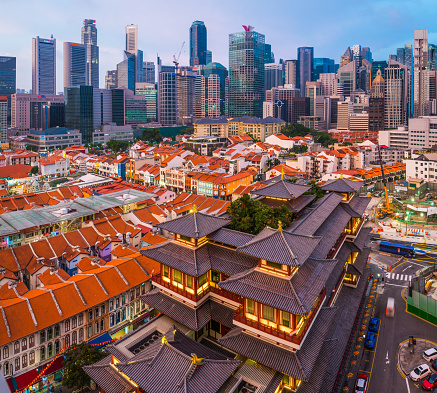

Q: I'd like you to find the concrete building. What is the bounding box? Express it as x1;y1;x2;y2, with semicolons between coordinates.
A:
176;68;197;126
405;153;437;182
284;60;297;87
408;116;437;149
32;36;56;95
306;81;322;116
81;19;99;88
63;42;87;88
337;61;356;97
0;97;7;142
143;61;155;84
124;24;143;85
105;70;117;89
318;73;337;96
414;29;430;117
26;127;82;152
265;63;283;91
298;47;313;95
158;72;177;126
134;83;157;122
378;127;409;150
93;123;133;145
11;94;64;133
384;59;409;129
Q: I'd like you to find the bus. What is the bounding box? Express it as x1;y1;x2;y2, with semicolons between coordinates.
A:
379;241;415;257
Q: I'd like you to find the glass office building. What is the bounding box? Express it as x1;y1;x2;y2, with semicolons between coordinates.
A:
313;58;335;81
158;72;177;126
117;54;136;91
228;27;265;117
32;37;56;95
0;56;16;124
190;21;207;67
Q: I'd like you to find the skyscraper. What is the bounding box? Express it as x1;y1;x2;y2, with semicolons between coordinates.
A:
158;72;177;126
143;62;155;84
81;19;99;88
176;67;197;125
264;44;274;64
313;58;335;81
384;59;409;129
0;56;16;123
0;97;7;142
414;29;430;117
32;36;56;95
228;25;265;117
297;47;313;95
337;61;356;97
117;54;136;91
190;21;207;67
65;85;94;144
369;69;385;131
63;42;87;88
284;60;297;87
105;70;117;89
124;25;143;84
265;63;283;91
397;44;412;69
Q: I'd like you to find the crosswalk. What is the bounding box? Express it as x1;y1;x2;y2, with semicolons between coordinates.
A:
385;272;413;282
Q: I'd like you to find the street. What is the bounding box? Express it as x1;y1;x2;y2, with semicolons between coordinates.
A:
360;246;437;392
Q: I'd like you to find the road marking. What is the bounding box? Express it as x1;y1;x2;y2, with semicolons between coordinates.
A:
400;274;404;280
386;272;391;279
396;274;400;280
386;351;389;364
406;377;411;393
402;265;412;272
410;259;431;267
386;282;408;287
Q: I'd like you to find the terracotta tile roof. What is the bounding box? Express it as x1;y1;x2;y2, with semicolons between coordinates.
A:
141;232;169;246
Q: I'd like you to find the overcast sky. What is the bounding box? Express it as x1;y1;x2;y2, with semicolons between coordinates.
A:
1;0;437;91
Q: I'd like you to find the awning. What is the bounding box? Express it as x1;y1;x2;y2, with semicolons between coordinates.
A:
138;224;152;234
40;355;64;377
88;332;113;348
109;320;131;335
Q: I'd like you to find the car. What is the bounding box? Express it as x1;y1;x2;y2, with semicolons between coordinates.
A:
423;373;437;390
431;359;437;371
354;373;368;393
424;348;437;362
410;364;431;381
368;318;380;333
365;332;377;349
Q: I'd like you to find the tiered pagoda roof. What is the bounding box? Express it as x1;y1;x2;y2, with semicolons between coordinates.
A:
321;177;363;193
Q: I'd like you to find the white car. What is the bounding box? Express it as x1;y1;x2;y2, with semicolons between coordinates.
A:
424;348;437;362
410;364;431;381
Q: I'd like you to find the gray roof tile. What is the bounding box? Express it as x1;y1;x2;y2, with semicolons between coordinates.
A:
208;228;255;248
157;212;230;239
321;178;363;193
252;180;310;199
259;194;316;213
237;227;321;267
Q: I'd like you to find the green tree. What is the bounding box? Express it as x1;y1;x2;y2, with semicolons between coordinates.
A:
30;166;39;175
106;139;129;152
305;180;324;199
292;144;308;153
26;144;38;152
227;194;292;235
63;342;106;390
141;128;162;144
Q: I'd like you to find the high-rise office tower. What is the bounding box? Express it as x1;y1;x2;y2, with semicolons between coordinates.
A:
429;44;436;71
384;59;409;129
264;44;274;64
105;70;117;89
306;81;322;116
32;36;56;95
317;73;337;96
176;67;197;125
135;83;158;122
81;19;99;88
0;97;7;142
369;69;385;131
284;60;297;87
143;62;155;84
206;51;212;65
372;61;388;80
337;61;356;97
0;56;16;124
158;72;177;126
414;29;430;117
228;25;265;117
397;44;412;69
117;55;136;91
190;21;207;67
124;25;143;84
297;47;313;95
63;42;87;88
313;58;335;81
265;63;283;91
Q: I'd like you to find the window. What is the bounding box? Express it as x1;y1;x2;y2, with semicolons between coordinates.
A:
47;343;53;358
88;310;93;321
163;265;169;278
282;312;290;327
110;313;115;327
179;235;192;242
72;316;77;329
296;315;302;326
65;334;70;348
2;347;8;360
54;325;60;337
135;288;140;298
88;325;93;338
101;304;105;315
95;321;99;334
47;328;53;340
211;320;220;333
21;339;27;351
72;331;77;345
186;276;193;289
65;320;70;332
29;352;35;365
55;340;60;354
198;273;207;287
95;307;99;318
3;362;8;376
100;319;104;331
262;305;275;322
141;283;146;295
211;271;220;283
109;300;114;311
40;331;46;344
22;354;27;368
14;342;19;355
266;261;282;270
174;269;182;283
247;299;256;315
40;347;46;361
78;313;84;325
15;358;20;371
122;294;126;305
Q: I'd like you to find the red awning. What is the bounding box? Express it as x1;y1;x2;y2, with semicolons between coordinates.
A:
6;367;40;392
137;224;152;234
40;356;64;377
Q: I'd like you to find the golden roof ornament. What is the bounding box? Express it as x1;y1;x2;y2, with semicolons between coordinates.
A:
277;220;283;231
161;336;168;345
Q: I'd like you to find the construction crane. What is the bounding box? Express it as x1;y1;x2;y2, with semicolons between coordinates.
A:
376;143;393;219
173;41;185;69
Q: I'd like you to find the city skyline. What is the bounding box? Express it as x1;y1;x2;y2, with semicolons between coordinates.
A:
2;0;437;90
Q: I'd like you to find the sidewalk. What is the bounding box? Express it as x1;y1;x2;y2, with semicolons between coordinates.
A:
398;338;437;376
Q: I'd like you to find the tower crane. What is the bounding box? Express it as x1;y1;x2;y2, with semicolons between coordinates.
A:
376;143;393;219
173;41;185;69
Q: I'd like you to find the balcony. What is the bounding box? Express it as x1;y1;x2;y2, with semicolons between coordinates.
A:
345;217;364;238
327;232;347;259
233;288;326;346
152;274;207;303
209;284;243;304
